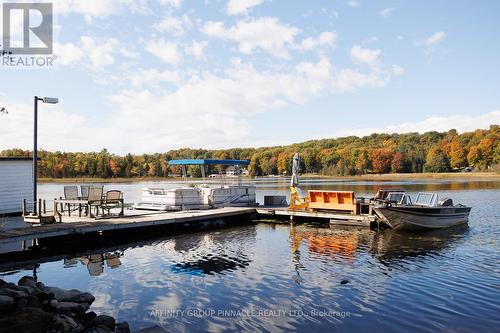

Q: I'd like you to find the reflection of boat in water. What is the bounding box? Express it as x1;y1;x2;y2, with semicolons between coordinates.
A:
373;191;471;231
370;225;469;263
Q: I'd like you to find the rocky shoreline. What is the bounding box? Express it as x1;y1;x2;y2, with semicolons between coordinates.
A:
0;277;165;333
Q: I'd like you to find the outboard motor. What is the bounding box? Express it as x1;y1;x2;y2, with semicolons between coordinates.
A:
438;198;453;206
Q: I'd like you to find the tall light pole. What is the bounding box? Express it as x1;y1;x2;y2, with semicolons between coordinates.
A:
33;96;58;214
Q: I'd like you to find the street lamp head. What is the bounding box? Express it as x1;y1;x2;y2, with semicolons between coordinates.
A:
42;97;59;104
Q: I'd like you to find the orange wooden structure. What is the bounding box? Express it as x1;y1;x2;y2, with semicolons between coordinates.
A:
308;190;357;214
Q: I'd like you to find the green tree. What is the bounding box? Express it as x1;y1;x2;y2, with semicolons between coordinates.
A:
424;147;451;172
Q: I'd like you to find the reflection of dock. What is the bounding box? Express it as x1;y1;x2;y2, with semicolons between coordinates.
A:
0;207;256;244
256;207;375;227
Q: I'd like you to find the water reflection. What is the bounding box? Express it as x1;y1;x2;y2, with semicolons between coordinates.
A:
172;254;250;276
288;224;468;268
370;226;469;264
64;251;124;276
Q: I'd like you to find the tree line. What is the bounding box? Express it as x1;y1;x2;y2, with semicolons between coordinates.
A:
1;126;498;178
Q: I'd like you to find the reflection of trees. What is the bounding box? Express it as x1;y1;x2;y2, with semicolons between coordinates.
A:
171;226;256;275
172;255;250;275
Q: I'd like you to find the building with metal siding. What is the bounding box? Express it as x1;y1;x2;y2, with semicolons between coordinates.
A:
0;157;33;215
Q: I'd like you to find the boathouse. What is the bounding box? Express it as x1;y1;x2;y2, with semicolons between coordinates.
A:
0;157;32;215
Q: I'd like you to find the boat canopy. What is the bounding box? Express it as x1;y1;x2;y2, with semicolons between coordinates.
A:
168;159;249;166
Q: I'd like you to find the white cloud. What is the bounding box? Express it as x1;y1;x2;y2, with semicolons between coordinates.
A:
153;14;192;35
0;55;397;153
422;31;446;45
297;31;337;51
362;36;379;44
81;36;119;69
120;48;140;59
145;38;181;65
350;45;381;66
201;17;300;58
160;0;183;9
55;0;151;20
54;37;119;69
348;1;360;8
54;42;84;65
333;111;500;138
379;7;395;18
226;0;264;16
391;64;405;76
129;69;181;87
185;41;209;60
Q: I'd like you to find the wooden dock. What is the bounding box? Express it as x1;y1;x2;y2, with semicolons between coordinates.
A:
255;207;375;227
0;207;256;243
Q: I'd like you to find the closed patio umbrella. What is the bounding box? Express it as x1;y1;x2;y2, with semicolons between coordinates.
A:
290;153;300;187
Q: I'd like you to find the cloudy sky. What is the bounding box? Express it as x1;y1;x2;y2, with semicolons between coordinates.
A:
1;0;499;154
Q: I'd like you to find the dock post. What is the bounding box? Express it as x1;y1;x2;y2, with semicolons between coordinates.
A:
22;199;27;216
38;199;42;217
43;200;46;214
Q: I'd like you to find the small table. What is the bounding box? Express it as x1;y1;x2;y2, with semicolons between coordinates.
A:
54;198;124;222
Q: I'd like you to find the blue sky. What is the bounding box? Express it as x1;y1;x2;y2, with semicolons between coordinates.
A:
1;0;499;154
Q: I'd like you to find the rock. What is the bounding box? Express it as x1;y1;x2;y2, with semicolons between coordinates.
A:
18;276;37;289
18;285;36;295
57;301;89;315
0;279;7;287
115;322;131;333
90;315;115;330
15;297;29;309
44;287;95;304
133;325;168;333
26;295;40;307
74;310;97;327
0;307;54;333
51;314;84;333
36;291;52;303
36;281;46;290
340;279;349;285
87;325;112;333
6;282;20;290
0;295;14;311
0;288;29;298
49;299;59;308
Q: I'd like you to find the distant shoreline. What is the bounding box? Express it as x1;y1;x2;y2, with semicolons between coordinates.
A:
38;172;500;183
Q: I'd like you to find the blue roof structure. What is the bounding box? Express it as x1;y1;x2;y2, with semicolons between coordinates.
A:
168;159;250;166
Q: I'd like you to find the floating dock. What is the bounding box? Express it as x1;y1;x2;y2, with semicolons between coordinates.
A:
255;207;375;227
1;207;256;244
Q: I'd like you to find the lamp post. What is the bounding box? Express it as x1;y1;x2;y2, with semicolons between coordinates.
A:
33;96;58;214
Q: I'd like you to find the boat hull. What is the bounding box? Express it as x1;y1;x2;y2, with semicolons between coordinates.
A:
373;206;471;231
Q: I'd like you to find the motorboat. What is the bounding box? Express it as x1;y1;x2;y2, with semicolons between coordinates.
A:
372;192;471;231
133;159;256;211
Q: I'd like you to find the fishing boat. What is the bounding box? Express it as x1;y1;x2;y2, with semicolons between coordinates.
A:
372;192;471;231
133;159;256;211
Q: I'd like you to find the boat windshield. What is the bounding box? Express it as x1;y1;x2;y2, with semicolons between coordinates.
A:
414;192;438;207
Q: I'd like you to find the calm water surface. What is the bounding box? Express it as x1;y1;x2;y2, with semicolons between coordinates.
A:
1;179;499;332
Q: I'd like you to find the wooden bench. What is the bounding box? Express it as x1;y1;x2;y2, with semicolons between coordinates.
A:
308;190;357;214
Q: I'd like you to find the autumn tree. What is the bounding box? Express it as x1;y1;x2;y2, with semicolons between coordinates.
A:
424;147;451;172
371;148;394;174
391;152;406;173
109;159;121;177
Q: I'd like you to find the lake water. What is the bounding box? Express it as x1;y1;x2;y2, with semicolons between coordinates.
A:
1;178;499;332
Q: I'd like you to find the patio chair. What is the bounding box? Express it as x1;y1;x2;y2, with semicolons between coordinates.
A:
80;185;92;200
100;190;123;216
87;186;104;217
63;185;80;213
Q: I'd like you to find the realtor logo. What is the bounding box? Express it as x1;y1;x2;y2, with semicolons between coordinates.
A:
2;2;53;54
